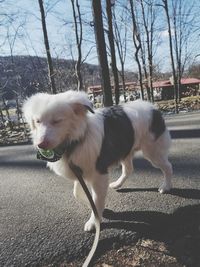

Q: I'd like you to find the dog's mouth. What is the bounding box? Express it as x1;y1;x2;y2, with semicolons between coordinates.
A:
36;142;67;162
36;138;83;162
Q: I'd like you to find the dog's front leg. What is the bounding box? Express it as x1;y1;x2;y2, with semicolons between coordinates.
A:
84;173;108;232
73;180;90;207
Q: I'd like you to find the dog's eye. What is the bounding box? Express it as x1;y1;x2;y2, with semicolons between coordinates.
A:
52;119;62;125
36;119;41;124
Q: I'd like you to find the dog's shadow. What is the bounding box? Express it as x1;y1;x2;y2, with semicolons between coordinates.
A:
92;189;200;266
101;188;200;233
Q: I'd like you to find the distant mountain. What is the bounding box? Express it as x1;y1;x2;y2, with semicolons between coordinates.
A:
0;55;139;101
1;55;198;101
0;55;104;100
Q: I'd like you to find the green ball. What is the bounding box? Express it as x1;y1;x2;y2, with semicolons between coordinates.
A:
38;148;54;159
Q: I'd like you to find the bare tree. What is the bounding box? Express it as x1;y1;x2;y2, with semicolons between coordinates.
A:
139;0;156;102
161;0;178;113
112;2;128;102
38;0;56;94
92;0;113;106
6;21;25;64
106;0;120;104
71;0;83;91
0;82;13;130
129;0;144;100
171;0;196;102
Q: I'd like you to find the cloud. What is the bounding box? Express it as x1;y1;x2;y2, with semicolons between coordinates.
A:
160;29;175;38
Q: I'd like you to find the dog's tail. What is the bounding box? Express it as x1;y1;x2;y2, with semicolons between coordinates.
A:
150;109;166;140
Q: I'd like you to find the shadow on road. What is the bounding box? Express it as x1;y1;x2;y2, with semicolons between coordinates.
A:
131;156;200;181
102;204;200;237
0;159;45;169
117;187;200;200
0;148;46;169
93;204;200;267
133;156;200;172
170;129;200;139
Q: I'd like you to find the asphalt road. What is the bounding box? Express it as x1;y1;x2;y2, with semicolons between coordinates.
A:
0;112;200;267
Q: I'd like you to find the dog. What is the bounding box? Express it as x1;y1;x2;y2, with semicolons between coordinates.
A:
23;90;173;231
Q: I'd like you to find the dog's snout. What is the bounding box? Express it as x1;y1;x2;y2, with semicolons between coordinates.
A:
37;140;50;149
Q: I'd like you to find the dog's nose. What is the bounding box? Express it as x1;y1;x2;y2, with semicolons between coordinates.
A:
37;140;49;149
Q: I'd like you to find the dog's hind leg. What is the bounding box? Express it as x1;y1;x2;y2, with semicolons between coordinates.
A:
109;153;134;189
142;142;173;194
150;156;172;194
157;158;173;194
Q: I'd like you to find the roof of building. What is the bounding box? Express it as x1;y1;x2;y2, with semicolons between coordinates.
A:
180;78;200;84
88;77;200;92
153;78;200;88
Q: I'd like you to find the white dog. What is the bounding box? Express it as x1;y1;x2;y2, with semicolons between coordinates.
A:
23;90;172;231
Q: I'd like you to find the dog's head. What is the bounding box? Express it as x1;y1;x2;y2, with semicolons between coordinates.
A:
23;90;94;149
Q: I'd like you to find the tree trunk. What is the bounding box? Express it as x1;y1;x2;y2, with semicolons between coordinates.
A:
2;98;13;130
112;5;128;103
140;0;155;102
162;0;178;113
173;1;182;103
129;0;144;100
106;0;120;105
38;0;56;94
140;44;151;101
121;63;127;102
92;0;113;106
0;108;5;126
71;0;83;91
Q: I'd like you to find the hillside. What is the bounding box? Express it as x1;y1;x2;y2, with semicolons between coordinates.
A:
0;56;101;99
0;56;137;100
1;55;198;102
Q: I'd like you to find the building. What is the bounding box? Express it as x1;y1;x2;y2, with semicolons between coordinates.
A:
88;78;200;101
153;78;200;100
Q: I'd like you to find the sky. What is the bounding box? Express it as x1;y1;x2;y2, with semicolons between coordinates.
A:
0;0;96;63
0;0;200;73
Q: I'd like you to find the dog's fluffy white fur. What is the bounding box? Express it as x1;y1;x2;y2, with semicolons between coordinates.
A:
23;90;172;231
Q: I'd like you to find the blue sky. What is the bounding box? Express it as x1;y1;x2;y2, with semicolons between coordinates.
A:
0;0;96;62
1;0;200;73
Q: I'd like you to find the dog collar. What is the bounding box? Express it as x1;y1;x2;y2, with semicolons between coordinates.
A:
36;139;82;162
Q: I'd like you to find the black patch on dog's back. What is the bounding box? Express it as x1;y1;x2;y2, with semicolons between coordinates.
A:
96;106;134;174
150;109;166;139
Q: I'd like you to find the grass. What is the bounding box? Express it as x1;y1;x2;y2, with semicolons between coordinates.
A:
156;95;200;113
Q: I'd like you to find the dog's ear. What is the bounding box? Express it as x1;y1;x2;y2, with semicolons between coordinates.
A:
84;103;95;114
66;90;95;114
71;102;94;116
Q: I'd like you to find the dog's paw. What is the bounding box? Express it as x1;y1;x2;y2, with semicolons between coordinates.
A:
158;183;172;194
109;181;121;190
84;219;95;232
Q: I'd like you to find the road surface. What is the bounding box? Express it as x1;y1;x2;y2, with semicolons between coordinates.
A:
0;112;200;266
